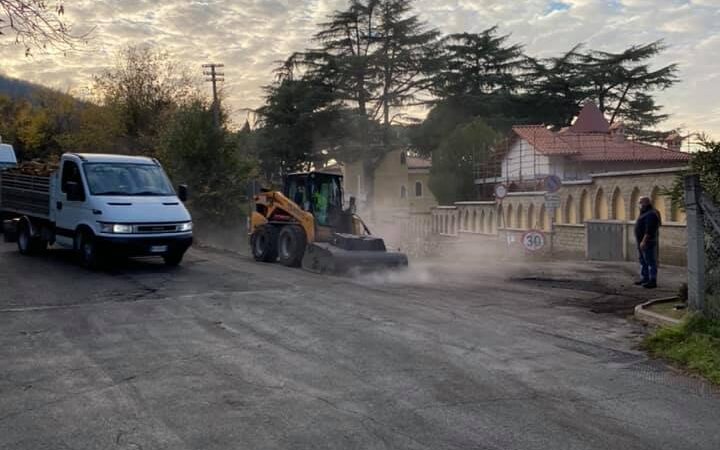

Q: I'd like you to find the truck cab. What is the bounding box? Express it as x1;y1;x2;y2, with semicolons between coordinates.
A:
0;141;17;170
3;153;193;267
53;153;193;266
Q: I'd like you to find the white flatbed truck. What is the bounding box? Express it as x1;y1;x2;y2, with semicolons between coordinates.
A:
0;153;193;267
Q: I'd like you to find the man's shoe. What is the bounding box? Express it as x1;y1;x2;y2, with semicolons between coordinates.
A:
634;279;649;285
643;281;657;289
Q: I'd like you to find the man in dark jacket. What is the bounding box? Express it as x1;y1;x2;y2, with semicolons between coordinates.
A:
634;196;662;288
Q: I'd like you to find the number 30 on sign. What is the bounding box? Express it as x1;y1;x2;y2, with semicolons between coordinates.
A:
522;230;545;252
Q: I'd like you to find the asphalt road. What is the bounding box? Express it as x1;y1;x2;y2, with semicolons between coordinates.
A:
1;243;719;450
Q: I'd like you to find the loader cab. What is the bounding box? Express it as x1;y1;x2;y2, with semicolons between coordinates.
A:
284;172;343;227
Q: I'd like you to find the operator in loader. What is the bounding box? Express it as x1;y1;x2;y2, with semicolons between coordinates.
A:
313;185;329;226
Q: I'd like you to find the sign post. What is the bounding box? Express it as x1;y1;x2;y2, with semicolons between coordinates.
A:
543;175;562;256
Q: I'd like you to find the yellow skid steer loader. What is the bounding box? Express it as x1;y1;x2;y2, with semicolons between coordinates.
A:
249;171;408;274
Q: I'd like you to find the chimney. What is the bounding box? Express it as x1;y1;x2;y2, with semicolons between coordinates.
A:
665;132;683;151
609;121;625;142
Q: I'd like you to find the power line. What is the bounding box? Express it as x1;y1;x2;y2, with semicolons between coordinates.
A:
202;63;224;127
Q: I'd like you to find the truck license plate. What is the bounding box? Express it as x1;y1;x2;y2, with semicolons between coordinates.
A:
150;245;168;253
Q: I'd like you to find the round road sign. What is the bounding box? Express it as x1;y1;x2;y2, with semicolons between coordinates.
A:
543;175;562;193
522;230;546;252
494;183;508;200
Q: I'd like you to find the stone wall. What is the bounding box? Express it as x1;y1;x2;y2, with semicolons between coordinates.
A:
426;167;688;265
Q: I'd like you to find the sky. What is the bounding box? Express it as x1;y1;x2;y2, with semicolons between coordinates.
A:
1;0;719;139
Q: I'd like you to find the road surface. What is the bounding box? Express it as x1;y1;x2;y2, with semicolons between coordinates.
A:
0;243;718;449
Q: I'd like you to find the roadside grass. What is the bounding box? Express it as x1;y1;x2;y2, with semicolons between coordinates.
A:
643;315;720;384
645;301;688;320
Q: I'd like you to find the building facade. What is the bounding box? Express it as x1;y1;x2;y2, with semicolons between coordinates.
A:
476;102;690;196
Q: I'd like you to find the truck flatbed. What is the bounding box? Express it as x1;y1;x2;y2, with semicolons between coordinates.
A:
0;172;52;219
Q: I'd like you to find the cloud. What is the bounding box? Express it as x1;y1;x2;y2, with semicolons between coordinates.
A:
0;0;718;137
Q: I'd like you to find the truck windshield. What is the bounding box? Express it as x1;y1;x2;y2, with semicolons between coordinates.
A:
83;163;175;196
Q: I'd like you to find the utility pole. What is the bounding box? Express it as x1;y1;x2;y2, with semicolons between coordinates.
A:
202;63;224;128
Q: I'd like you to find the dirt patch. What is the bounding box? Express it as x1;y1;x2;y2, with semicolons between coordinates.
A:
511;276;647;316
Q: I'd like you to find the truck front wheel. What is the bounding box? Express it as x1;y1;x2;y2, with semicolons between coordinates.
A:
76;231;102;270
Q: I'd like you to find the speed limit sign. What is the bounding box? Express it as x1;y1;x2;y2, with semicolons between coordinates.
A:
522;230;546;252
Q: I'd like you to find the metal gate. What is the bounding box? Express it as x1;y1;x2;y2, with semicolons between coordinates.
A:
586;221;624;261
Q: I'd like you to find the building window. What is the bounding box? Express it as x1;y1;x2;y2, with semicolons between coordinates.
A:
400;151;407;165
415;181;423;197
400;185;407;199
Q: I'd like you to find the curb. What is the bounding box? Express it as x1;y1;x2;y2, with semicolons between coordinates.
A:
634;296;683;326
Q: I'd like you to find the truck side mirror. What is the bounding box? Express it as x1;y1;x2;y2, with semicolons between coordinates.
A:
66;181;85;202
177;184;188;202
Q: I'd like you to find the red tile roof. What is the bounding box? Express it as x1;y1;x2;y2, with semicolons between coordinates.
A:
407;156;432;169
511;103;690;163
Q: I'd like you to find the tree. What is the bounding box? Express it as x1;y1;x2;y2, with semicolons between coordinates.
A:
307;0;381;117
580;41;677;135
668;138;720;208
428;118;499;204
526;41;678;137
0;0;89;55
374;0;442;137
256;77;338;178
159;100;257;224
92;46;197;153
435;27;525;98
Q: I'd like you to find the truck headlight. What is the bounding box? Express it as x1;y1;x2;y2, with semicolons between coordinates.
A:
100;223;133;234
178;222;193;232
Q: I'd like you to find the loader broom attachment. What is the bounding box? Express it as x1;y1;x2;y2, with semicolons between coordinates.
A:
302;233;408;275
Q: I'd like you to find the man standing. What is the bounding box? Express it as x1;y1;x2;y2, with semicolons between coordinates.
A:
634;196;662;289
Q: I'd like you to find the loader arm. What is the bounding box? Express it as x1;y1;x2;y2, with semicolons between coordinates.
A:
251;191;315;243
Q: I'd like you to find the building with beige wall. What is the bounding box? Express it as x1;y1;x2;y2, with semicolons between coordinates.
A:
340;149;437;216
430;167;689;265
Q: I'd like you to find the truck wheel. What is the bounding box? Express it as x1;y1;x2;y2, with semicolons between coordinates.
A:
278;225;306;267
163;250;185;266
17;222;45;255
76;231;102;270
17;223;32;255
251;225;278;262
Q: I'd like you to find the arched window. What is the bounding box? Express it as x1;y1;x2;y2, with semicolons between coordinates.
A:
497;205;504;229
611;187;625;220
472;210;478;232
630;187;641;220
480;211;486;233
400;185;407;199
565;195;577;224
539;205;547;230
651;186;666;222
451;215;456;235
580;190;591;222
506;204;513;228
670;201;686;223
516;204;524;229
464;210;470;231
415;181;423;197
595;188;608;219
527;204;535;230
488;212;495;233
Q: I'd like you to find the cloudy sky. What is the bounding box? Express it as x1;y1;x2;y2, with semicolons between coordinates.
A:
1;0;719;138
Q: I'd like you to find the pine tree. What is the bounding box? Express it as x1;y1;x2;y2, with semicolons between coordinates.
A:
436;27;525;98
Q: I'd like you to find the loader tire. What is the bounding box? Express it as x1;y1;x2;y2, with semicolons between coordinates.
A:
278;225;306;267
251;225;279;263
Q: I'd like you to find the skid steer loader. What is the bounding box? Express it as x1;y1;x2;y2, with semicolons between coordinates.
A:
249;171;408;274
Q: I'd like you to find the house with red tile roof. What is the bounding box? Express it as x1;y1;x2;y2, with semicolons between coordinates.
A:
476;102;690;193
